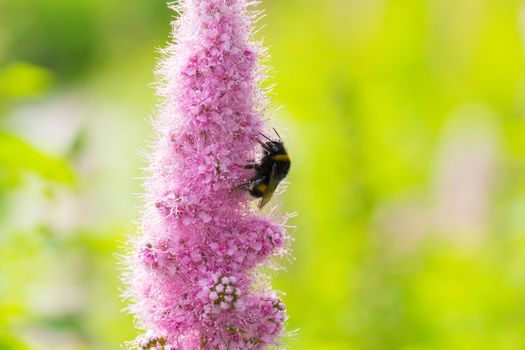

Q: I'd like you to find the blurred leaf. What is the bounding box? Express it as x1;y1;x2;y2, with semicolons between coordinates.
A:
0;332;30;350
0;62;53;99
0;302;24;328
0;132;74;184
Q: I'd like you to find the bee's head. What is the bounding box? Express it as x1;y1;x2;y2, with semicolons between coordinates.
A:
265;141;286;154
259;129;286;154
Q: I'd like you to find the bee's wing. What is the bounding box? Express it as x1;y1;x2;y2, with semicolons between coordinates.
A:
258;163;280;209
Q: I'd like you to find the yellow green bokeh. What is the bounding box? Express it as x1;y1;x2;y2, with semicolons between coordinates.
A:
1;0;525;349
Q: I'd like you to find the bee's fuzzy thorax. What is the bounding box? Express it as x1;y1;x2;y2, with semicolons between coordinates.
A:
123;0;290;349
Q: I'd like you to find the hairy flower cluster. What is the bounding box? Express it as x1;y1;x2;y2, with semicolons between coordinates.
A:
124;0;290;349
204;275;241;311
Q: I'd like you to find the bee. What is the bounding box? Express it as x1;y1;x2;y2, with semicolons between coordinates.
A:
233;129;291;208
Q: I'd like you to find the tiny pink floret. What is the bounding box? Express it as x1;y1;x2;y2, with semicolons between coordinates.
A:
124;0;290;349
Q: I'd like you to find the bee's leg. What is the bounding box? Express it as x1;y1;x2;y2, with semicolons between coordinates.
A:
237;164;256;169
230;182;250;194
230;177;265;195
240;164;259;169
235;163;263;171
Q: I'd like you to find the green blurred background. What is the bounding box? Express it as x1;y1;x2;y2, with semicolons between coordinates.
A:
2;0;525;349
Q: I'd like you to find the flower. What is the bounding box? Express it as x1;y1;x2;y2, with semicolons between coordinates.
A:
123;0;290;349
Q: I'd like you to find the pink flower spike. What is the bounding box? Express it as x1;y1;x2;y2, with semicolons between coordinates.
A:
122;0;291;349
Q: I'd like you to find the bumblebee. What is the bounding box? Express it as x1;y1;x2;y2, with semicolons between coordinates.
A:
234;129;291;208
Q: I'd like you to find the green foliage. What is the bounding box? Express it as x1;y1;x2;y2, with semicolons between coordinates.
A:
0;62;53;99
0;132;74;185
